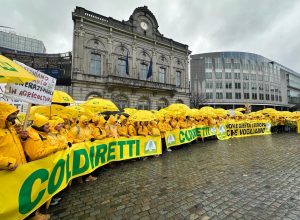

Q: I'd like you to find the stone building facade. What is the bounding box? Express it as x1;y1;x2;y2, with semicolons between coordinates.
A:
71;6;191;110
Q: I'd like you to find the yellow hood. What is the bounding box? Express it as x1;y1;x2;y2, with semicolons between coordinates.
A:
32;114;49;127
0;102;19;128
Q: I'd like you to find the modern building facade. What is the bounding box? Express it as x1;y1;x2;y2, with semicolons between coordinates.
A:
190;52;300;111
71;6;190;110
0;28;46;53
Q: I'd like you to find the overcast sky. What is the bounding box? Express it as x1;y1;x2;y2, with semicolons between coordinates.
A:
1;0;300;72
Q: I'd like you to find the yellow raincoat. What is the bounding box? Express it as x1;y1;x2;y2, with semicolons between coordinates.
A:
137;122;149;136
148;121;161;136
127;121;137;136
117;115;129;137
91;116;107;140
105;115;119;138
0;102;26;170
48;117;68;149
68;115;93;143
24;114;63;161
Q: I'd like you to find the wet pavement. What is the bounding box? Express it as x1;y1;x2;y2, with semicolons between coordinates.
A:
48;133;300;220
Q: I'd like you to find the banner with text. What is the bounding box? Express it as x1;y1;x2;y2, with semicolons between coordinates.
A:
216;121;272;140
5;60;56;105
165;127;200;148
0;135;161;220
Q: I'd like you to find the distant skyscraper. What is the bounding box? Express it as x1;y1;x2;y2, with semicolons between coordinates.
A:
0;28;46;53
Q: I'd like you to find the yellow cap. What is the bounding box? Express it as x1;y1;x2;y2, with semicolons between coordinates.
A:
33;114;49;127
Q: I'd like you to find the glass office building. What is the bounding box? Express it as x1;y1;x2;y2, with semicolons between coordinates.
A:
0;30;46;53
190;52;300;110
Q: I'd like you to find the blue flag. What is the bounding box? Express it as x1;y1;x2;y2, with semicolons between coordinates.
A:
147;58;153;79
125;52;129;75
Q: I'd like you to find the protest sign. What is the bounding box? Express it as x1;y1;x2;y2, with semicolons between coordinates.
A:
5;60;56;105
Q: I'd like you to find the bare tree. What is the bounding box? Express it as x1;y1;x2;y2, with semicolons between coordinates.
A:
190;92;206;108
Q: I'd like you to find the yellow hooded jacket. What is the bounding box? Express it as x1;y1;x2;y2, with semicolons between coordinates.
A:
127;122;137;136
91;116;107;140
105;115;119;138
0;102;26;170
48;117;68;149
68;115;93;143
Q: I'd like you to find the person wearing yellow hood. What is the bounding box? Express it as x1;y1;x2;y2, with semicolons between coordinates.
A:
91;115;107;140
68;115;93;143
117;115;129;137
148;120;161;136
105;115;119;138
48;117;68;150
127;120;137;137
178;116;187;129
0;102;27;171
24;114;66;161
170;116;179;130
137;121;149;136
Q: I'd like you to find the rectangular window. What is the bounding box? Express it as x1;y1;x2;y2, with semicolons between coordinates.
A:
215;58;223;69
258;83;264;91
224;58;231;69
90;53;101;75
159;67;166;83
235;93;241;99
234;72;240;79
243;82;249;90
205;58;212;69
205;81;213;89
275;95;278;101
215;72;222;79
117;59;127;76
251;83;257;90
225;82;232;89
225;72;232;79
216;82;223;89
139;63;148;80
251;74;256;80
205;72;212;79
244;93;250;99
258;75;263;81
243;73;249;80
259;94;264;100
235;82;241;89
216;92;223;99
279;96;282;102
265;84;269;92
234;60;241;69
176;71;181;87
252;93;257;100
266;94;270;100
206;92;213;99
226;92;232;99
271;94;274;101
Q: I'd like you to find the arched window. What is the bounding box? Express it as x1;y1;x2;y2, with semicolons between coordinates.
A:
157;98;168;110
139;63;148;80
176;71;181;87
159;67;166;83
90;53;101;75
117;58;127;77
137;97;150;110
115;96;128;109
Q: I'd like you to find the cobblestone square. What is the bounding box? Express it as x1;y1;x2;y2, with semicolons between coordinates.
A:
49;133;300;219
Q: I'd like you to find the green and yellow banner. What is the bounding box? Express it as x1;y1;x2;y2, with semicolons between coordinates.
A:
165;126;216;148
216;120;272;140
0;136;162;220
